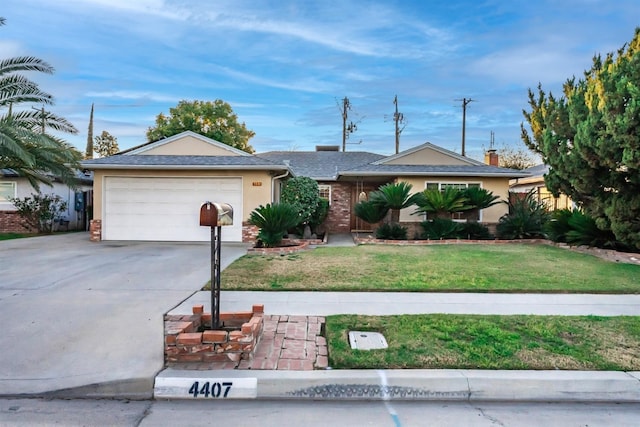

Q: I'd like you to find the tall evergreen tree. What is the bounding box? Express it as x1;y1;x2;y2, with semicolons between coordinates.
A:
85;103;94;159
522;28;640;249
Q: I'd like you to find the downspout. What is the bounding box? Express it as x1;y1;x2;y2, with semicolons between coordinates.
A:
271;169;290;203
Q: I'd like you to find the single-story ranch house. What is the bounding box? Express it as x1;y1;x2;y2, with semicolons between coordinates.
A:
80;131;529;243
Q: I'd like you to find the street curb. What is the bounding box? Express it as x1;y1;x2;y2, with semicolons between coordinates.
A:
154;369;640;402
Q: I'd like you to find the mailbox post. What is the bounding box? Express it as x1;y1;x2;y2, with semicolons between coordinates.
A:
200;202;234;329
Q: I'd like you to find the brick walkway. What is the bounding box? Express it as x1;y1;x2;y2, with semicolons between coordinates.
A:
169;315;328;371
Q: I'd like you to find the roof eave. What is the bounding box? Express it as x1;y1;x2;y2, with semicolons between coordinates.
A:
340;171;531;178
81;164;289;171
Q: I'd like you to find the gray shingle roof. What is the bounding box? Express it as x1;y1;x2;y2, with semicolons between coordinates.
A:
523;164;549;176
81;155;288;170
259;151;385;180
341;163;530;178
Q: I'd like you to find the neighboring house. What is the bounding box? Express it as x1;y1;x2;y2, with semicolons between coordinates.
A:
81;131;528;243
510;164;573;211
0;169;94;233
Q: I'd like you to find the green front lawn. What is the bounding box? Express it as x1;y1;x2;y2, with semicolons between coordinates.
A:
220;244;640;293
326;314;640;370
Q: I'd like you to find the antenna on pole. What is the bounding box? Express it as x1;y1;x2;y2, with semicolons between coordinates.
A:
32;105;46;134
455;97;474;156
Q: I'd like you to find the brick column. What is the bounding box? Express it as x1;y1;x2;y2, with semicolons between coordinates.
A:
89;219;102;242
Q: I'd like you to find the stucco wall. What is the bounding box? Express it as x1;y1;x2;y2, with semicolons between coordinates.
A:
0;177;91;227
396;176;510;223
139;135;244;156
92;169;274;222
384;147;469;166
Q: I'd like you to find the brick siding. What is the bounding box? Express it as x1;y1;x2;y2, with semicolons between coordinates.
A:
0;211;35;233
321;182;352;233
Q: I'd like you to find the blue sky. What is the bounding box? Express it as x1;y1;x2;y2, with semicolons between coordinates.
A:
2;0;640;160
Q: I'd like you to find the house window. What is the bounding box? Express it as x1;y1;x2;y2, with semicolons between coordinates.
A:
318;184;331;204
424;181;482;221
0;182;16;202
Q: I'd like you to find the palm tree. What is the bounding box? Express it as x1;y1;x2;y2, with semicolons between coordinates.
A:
0;17;80;190
369;181;419;224
414;187;469;219
462;187;501;222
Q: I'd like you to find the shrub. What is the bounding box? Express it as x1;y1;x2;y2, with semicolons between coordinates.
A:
354;200;389;224
248;203;299;247
281;177;324;231
459;222;492;240
10;193;68;233
375;223;408;240
310;198;329;231
565;210;621;249
420;218;463;239
496;191;549;239
544;209;574;243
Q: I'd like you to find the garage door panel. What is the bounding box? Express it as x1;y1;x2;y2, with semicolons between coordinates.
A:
104;177;243;242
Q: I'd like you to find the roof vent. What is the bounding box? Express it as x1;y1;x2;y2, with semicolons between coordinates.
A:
316;145;340;152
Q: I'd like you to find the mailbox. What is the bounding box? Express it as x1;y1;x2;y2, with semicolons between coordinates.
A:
200;202;233;227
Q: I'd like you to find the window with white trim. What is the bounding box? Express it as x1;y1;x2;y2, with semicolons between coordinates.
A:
424;181;482;221
0;182;16;202
318;184;331;204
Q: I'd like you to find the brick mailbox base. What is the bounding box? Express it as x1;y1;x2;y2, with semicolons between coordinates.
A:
164;304;265;366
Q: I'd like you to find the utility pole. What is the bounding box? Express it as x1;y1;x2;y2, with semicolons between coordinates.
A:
341;96;357;152
392;95;406;154
458;97;474;157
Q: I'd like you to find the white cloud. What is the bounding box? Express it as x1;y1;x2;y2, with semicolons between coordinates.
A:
85;90;178;103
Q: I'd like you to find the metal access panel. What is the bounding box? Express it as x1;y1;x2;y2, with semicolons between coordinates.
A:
348;331;388;350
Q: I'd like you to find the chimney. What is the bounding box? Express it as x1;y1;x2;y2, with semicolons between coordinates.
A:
485;149;499;166
316;145;340;152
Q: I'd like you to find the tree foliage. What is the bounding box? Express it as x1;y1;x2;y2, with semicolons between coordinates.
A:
0;18;81;190
85;103;94;159
146;99;255;153
521;28;640;250
496;143;537;170
413;187;469;219
94;130;119;157
368;181;419;224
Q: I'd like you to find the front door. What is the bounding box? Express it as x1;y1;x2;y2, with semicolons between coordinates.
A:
350;182;388;232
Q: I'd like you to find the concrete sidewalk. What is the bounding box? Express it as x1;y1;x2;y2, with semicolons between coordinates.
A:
171;291;640;316
157;290;640;402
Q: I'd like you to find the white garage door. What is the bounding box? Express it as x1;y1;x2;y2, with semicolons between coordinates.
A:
104;177;243;242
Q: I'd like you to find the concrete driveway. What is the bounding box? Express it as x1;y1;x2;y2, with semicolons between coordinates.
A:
0;232;248;398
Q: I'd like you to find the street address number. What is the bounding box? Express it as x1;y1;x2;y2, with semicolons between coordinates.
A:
188;381;233;398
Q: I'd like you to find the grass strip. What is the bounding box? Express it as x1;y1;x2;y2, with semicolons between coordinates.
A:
325;314;640;370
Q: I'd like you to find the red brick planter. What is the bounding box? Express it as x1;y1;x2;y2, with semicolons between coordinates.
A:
164;304;265;367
